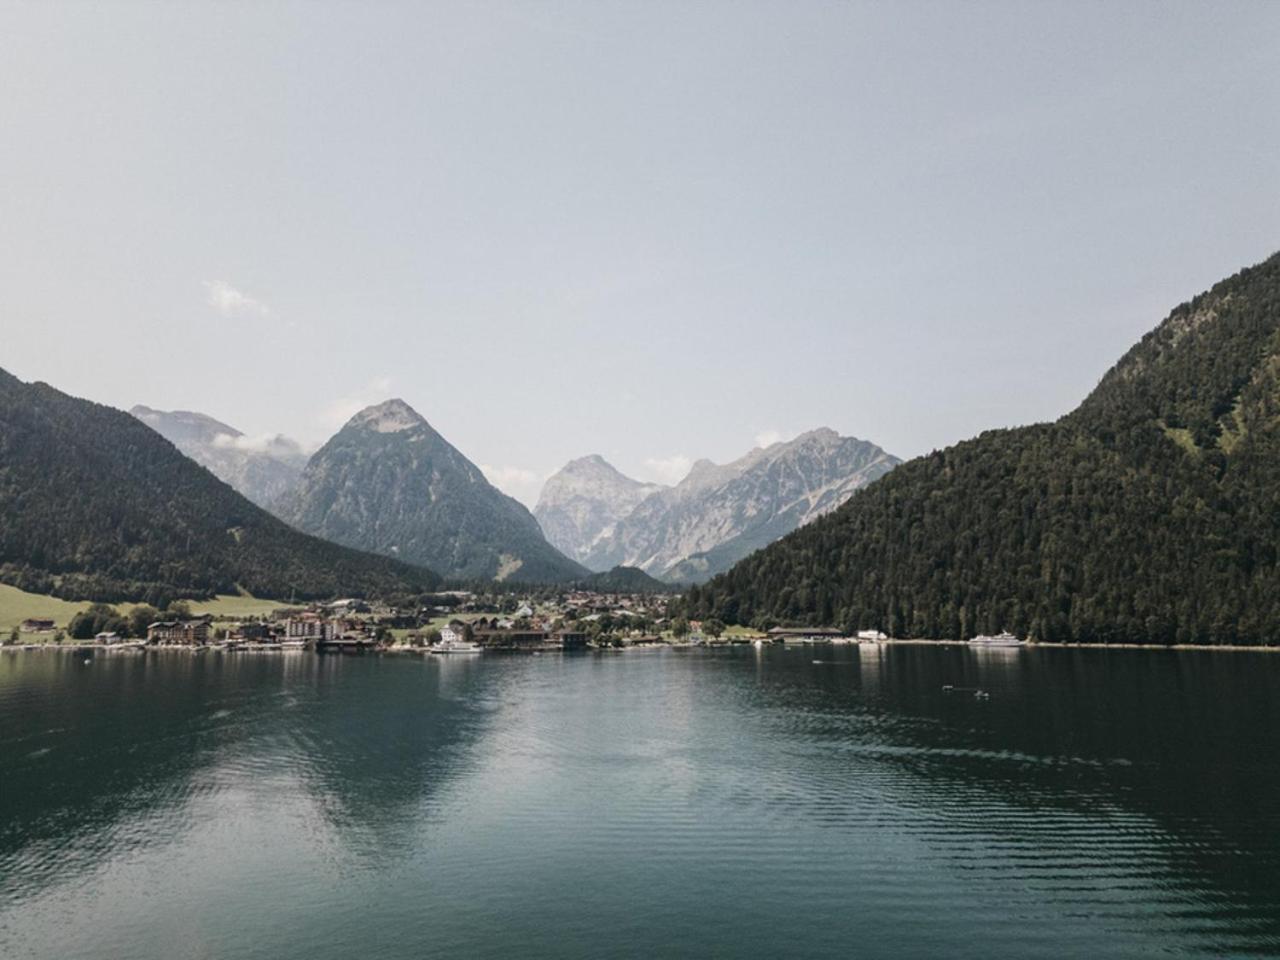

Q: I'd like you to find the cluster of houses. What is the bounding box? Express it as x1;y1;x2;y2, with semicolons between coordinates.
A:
438;618;588;650
12;589;894;653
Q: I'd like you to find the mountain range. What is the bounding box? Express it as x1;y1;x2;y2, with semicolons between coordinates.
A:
6;250;1275;624
685;251;1280;645
127;399;897;589
0;370;439;604
534;429;899;583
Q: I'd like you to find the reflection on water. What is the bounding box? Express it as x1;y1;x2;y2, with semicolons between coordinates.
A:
1;645;1278;959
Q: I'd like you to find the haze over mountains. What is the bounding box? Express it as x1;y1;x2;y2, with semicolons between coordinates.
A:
535;430;899;583
130;406;308;511
687;251;1280;645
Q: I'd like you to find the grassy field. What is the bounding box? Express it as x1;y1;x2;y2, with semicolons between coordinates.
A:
189;595;293;618
0;583;294;635
720;623;765;638
0;584;98;633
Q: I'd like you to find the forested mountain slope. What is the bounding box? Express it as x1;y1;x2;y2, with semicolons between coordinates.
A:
0;372;441;604
686;252;1280;644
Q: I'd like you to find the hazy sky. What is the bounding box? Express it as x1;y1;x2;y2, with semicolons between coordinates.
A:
3;1;1278;506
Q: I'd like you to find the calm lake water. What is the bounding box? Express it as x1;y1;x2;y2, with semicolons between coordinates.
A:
2;644;1279;959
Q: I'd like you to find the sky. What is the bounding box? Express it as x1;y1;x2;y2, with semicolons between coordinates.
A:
2;1;1278;506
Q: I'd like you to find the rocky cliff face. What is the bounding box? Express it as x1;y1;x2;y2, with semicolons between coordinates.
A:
130;405;307;512
280;399;586;583
540;429;899;583
533;455;666;564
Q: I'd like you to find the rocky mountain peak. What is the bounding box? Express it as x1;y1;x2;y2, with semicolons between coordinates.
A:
793;426;840;444
347;398;425;434
534;455;668;565
561;453;619;474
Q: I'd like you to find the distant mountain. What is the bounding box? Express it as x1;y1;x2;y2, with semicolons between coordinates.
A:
686;251;1280;645
280;399;587;583
130;405;307;511
574;565;668;593
534;455;665;564
0;371;440;604
542;430;898;583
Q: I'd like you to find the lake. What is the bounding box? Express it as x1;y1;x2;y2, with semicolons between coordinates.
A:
2;644;1279;959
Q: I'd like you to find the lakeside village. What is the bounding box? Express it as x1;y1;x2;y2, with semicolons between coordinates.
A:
3;588;901;654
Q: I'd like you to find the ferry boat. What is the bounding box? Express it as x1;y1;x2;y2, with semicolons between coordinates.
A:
968;631;1024;647
430;638;482;654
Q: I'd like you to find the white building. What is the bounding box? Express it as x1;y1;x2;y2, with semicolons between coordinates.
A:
283;617;335;642
440;621;468;645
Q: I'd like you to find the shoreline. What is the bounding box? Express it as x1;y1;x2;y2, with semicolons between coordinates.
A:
5;638;1280;654
851;638;1280;653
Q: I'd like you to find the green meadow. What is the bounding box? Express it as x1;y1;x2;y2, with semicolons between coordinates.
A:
0;583;293;635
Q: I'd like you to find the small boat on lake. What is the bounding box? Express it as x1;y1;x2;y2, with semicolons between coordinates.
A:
968;631;1024;647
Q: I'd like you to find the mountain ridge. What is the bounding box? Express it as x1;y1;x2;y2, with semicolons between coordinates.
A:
537;429;899;583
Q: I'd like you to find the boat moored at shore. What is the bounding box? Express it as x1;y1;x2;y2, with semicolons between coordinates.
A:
429;638;482;654
968;631;1025;647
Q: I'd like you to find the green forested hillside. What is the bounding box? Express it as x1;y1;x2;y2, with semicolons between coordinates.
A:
686;252;1280;645
576;566;668;593
0;372;441;605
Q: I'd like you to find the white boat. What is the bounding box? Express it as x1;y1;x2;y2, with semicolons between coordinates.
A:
430;638;482;654
279;640;307;650
968;631;1024;647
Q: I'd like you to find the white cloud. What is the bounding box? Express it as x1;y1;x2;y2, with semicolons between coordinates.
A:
203;280;271;318
321;376;395;432
641;454;693;485
480;463;546;508
754;428;786;449
211;431;306;458
212;431;265;452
